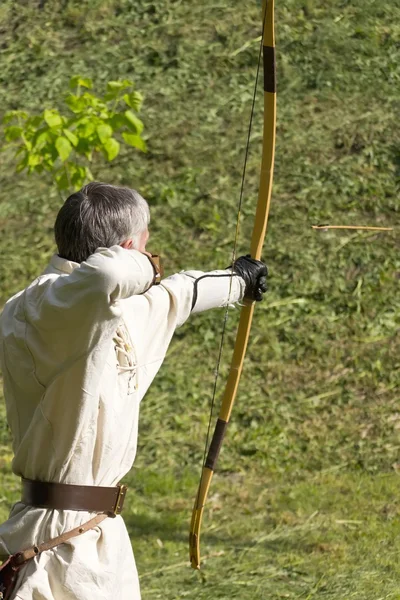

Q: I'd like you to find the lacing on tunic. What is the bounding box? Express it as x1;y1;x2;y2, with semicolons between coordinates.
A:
114;323;138;394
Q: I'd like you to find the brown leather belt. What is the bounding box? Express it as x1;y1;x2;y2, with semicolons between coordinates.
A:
21;478;127;516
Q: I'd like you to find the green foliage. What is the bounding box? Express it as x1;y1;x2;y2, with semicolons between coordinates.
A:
2;77;146;191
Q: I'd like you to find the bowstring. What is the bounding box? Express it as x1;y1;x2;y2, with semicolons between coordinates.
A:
200;7;268;473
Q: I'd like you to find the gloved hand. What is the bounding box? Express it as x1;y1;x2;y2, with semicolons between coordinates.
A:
231;255;268;302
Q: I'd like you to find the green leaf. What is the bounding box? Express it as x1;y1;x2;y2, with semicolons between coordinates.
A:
73;169;87;188
34;130;52;148
68;164;87;188
44;109;63;129
63;129;79;147
109;114;127;130
65;94;86;114
22;136;32;151
55;169;70;191
107;80;132;92
75;137;91;159
81;91;103;110
16;154;29;172
27;154;41;168
85;166;94;181
122;132;147;152
30;115;43;128
103;138;120;161
107;81;123;91
2;110;28;124
77;120;96;138
69;76;93;90
96;124;113;144
55;136;72;162
123;91;143;111
4;126;23;142
124;110;144;134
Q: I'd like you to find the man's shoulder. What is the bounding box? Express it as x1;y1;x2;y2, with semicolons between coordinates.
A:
0;287;25;340
0;271;58;325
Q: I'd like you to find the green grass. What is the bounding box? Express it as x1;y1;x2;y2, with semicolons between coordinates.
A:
0;0;399;598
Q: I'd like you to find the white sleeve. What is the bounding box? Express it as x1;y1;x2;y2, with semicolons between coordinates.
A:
184;269;245;314
144;268;245;329
26;246;155;327
120;269;245;395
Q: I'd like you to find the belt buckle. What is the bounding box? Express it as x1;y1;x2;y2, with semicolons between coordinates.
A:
112;484;127;516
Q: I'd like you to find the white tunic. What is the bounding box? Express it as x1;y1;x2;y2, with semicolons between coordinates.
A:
0;246;244;600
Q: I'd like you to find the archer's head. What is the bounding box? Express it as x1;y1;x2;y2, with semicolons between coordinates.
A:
54;181;150;263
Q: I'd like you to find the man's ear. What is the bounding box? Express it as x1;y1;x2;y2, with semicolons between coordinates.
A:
120;239;133;250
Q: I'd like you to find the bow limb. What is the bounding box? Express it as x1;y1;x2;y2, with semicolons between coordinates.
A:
189;0;276;570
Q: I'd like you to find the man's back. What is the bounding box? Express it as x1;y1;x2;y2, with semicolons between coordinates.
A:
0;247;156;599
0;248;155;486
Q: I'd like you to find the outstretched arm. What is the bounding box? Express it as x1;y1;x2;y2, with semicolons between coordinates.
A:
141;256;267;330
121;257;268;394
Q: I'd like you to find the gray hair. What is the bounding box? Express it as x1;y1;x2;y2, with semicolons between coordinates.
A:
54;181;150;263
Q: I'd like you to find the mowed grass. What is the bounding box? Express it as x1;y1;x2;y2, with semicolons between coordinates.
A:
0;0;399;598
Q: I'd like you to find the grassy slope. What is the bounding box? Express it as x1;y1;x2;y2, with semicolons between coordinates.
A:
0;0;399;598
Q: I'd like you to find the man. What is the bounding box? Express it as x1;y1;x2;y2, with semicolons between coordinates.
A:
0;182;267;599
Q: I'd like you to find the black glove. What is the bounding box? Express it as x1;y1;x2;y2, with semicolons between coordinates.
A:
231;255;268;302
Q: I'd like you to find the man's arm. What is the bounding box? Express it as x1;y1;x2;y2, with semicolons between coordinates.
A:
29;246;155;325
142;256;267;328
190;255;268;312
120;257;267;395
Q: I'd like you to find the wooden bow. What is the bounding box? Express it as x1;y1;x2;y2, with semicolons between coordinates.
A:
189;0;277;569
